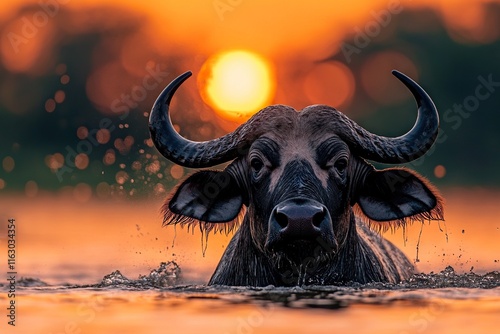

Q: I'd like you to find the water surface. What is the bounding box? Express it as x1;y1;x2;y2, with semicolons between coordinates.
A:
1;189;499;333
9;265;500;334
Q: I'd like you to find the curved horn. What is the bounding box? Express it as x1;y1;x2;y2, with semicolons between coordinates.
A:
151;70;438;167
335;70;439;163
149;71;281;168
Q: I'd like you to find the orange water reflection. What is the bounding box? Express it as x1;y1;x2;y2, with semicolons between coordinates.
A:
1;189;499;333
7;290;499;333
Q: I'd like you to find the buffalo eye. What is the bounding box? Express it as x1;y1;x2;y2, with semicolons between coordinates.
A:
334;158;348;174
250;158;264;173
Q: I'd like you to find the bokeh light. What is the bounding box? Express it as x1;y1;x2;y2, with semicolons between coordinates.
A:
77;126;89;140
434;165;447;179
103;149;116;166
96;129;111;144
303;61;355;109
0;13;55;74
54;90;65;103
73;183;92;203
45;98;56;113
60;74;70;85
154;183;166;196
145;160;161;174
3;156;15;172
170;165;184;180
25;180;38;198
115;171;129;185
360;51;418;106
131;161;142;171
75;153;89;170
114;136;134;154
45;153;64;171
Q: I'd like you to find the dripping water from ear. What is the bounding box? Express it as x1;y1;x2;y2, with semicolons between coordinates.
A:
172;224;177;248
200;225;209;257
415;221;424;263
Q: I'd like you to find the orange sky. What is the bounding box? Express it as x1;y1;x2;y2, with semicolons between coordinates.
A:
1;0;498;123
1;0;497;59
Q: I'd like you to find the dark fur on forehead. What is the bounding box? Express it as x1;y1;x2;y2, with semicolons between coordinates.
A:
246;104;345;140
245;105;297;138
298;105;353;135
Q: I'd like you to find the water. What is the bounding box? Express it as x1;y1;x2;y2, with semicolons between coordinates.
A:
1;191;499;333
8;263;500;333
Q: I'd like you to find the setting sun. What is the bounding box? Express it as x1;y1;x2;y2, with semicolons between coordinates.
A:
198;50;275;121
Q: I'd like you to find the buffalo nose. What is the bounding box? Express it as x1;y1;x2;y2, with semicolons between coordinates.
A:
271;198;328;239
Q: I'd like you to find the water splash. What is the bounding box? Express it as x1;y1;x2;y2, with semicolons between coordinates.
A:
402;266;500;289
11;265;500;312
98;261;181;288
138;261;181;287
100;270;131;286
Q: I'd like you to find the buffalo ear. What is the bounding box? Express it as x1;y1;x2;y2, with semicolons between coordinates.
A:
166;170;244;224
355;168;443;223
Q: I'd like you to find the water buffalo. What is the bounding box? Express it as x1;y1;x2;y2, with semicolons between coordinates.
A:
149;70;444;286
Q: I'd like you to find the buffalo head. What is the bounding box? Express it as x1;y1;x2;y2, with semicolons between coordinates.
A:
149;70;443;285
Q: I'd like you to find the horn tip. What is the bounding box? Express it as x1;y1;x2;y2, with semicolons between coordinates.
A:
171;71;193;87
391;69;407;80
181;71;193;79
149;71;193;125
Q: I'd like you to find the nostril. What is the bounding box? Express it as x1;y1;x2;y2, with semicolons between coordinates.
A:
268;200;331;245
312;208;326;228
275;211;288;228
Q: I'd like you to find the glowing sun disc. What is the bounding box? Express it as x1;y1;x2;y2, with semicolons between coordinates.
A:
198;50;275;120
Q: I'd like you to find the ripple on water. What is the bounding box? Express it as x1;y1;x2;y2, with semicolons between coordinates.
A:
14;264;500;309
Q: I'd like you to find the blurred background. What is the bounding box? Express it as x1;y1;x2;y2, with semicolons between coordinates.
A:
0;0;499;283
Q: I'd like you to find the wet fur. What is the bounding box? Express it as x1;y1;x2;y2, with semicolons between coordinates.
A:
161;164;443;286
207;212;415;286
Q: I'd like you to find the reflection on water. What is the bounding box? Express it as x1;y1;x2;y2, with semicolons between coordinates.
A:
5;264;500;333
12;290;500;333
